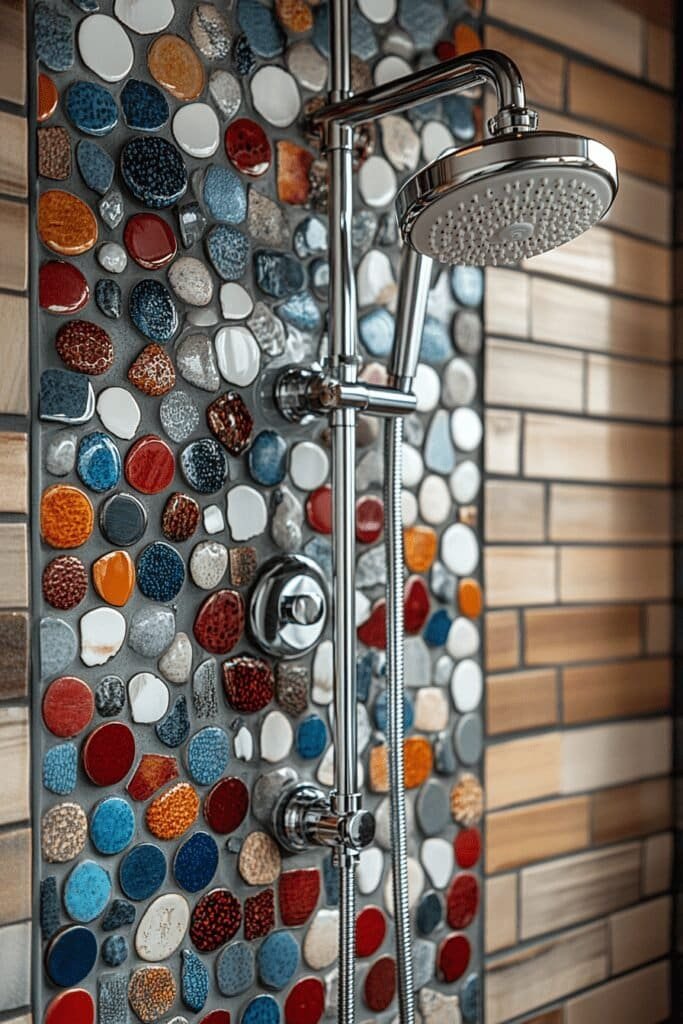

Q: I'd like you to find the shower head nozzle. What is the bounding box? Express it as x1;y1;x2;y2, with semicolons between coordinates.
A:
395;131;618;267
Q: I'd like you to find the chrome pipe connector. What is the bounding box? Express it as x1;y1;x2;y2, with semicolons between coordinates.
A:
275;366;417;423
274;782;375;857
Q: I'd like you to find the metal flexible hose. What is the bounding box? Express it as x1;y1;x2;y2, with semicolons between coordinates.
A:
384;415;416;1024
338;856;357;1024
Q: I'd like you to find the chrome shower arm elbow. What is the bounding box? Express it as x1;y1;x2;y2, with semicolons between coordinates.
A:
312;48;537;139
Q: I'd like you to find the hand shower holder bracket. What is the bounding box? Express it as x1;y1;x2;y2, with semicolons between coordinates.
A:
275;366;417;424
273;781;375;859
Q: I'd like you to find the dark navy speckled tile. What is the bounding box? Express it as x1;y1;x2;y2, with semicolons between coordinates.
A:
129;279;179;342
181;949;209;1012
206;225;250;280
232;34;256;75
121;136;188;209
35;2;75;72
156;695;191;747
119;843;166;902
254;250;305;299
248;430;287;486
101;934;128;968
203;165;247;224
256;930;299;990
95;278;122;320
180;438;229;494
76;140;115;196
136;541;185;602
45;925;98;987
65;81;118;137
121;78;170;132
173;831;219;893
237;0;284;58
77;431;122;493
102;899;136;932
40;368;94;424
40;876;61;940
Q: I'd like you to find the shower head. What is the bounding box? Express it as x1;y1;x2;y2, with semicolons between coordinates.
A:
396;131;618;267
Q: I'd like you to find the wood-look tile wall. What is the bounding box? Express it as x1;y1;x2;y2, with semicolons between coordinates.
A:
0;0;31;1020
483;1;675;1020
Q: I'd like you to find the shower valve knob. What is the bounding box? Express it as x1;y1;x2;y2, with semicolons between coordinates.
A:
249;555;328;658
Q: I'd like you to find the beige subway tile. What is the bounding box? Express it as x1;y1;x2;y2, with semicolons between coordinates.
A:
521;1013;563;1024
487;797;590;874
530;275;672;362
646;22;674;88
0;707;28;826
485;409;520;476
0;921;30;1013
485;267;529;337
605;173;671;244
486;338;584;413
0;433;27;514
485;609;520;672
568;63;673;148
520;843;641;939
485;873;517;953
487;668;557;736
0;829;30;926
559;546;672;603
618;0;672;26
0;293;28;415
524;414;671;485
565;960;670;1024
561;719;671;794
592;778;673;845
485;546;557;608
484;24;566;108
0;200;27;293
524;227;672;303
645;603;672;654
486;922;608;1024
549;484;672;544
609;896;671;974
486;733;561;810
485;480;545;543
0;525;28;608
563;657;671;724
525;604;641;665
642;832;673;895
0;112;27;200
0;0;25;107
487;0;642;74
586;354;670;422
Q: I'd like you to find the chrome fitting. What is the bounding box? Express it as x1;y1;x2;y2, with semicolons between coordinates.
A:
274;782;375;856
274;366;416;423
488;104;539;136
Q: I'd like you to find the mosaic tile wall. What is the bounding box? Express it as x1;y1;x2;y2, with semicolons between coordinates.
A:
33;2;485;1023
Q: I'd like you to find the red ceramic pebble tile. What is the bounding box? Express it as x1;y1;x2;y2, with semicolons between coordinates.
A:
161;492;200;542
128;343;176;396
435;39;456;60
82;721;136;786
127;753;179;801
357;599;386;650
404;576;430;633
206;391;254;456
204;776;249;834
40;261;90;315
201;1013;231;1024
124;213;178;270
38;73;59;123
437;933;470;983
45;988;95;1024
244;888;275;941
305;485;332;534
356;905;386;958
355;495;383;544
454;827;481;869
279;868;320;926
193;589;245;654
125;435;175;494
225;118;272;177
284;976;325;1024
446;873;479;930
222;656;274;713
363;956;396;1013
42;676;95;738
42;555;88;610
55;320;114;375
190;888;242;951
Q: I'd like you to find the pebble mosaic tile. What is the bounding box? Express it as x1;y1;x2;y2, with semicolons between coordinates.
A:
35;0;484;1020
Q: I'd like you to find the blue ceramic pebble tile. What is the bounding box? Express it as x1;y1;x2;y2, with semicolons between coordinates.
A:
295;715;327;759
443;95;476;140
322;854;339;906
206;225;250;280
40;369;94;423
420;315;453;363
359;308;394;358
35;2;74;72
416;779;450;836
101;934;128;968
303;536;332;579
278;291;321;331
156;695;191;747
129;279;179;342
398;0;446;48
313;4;378;60
45;925;98;987
77;431;122;493
232;34;256;75
76;140;115;196
203;165;247;224
257;930;299;990
102;899;136;931
65;81;118;137
136;542;185;602
254;250;305;299
374;690;413;733
451;265;484;307
248;430;287;487
95;675;126;717
97;972;128;1024
173;831;219;893
121;137;188;209
121;79;170;132
64;860;112;922
425;410;456;474
461;972;480;1022
423;609;452;647
72;0;99;11
293;218;327;258
90;797;136;855
237;0;284;58
178;201;206;248
416;890;443;936
95;279;123;320
310;258;329;299
180;438;229;494
43;742;78;794
100;493;147;547
216;940;255;997
241;994;280;1024
181;949;209;1012
40;876;61;940
356;651;373;703
40;617;78;677
119;843;166;901
187;726;230;786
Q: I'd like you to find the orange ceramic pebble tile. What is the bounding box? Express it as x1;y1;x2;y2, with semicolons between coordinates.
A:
277;140;313;205
38;73;58;123
40;485;94;549
276;0;313;33
404;526;438;573
146;782;200;840
454;23;482;55
404;736;434;789
92;550;135;607
37;190;98;256
147;35;205;101
459;578;483;618
128;967;176;1024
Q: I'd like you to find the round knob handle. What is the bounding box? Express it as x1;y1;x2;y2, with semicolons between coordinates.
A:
345;809;376;850
249;555;328;658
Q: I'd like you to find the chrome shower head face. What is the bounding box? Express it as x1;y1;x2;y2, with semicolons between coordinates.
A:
395;131;618;267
